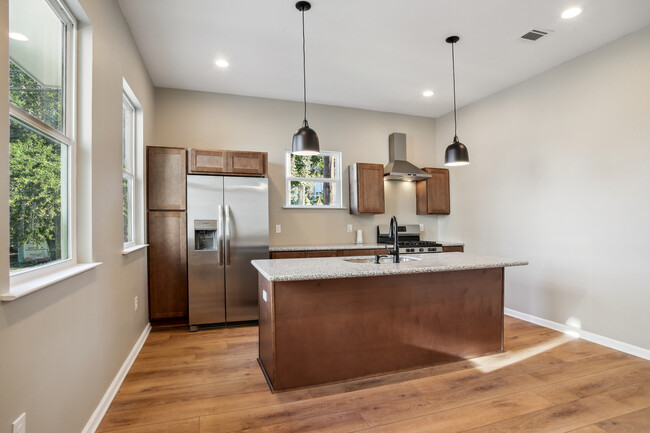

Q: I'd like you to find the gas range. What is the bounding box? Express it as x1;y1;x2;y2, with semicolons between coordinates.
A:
376;224;443;254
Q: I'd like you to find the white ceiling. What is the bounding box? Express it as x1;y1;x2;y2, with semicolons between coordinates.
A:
118;0;650;118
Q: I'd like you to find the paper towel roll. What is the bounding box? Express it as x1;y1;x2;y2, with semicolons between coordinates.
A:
355;229;363;244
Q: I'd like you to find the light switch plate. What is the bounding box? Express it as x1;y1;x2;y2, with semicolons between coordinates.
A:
347;224;353;233
419;224;424;232
275;225;281;234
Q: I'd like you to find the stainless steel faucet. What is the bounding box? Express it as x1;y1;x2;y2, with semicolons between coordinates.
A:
386;215;400;263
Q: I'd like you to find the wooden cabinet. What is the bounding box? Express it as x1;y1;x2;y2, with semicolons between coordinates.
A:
349;163;385;214
147;211;187;320
188;149;267;176
416;167;450;215
341;248;387;256
442;246;464;253
147;146;188;322
147;147;187;210
228;151;266;175
188;149;226;173
270;251;306;259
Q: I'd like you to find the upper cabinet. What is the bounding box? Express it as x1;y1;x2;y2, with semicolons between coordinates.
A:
147;146;187;211
349;163;385;214
416;167;450;215
188;149;267;176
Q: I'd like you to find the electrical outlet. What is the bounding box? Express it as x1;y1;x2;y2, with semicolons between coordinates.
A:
12;413;26;433
347;224;353;233
419;224;424;232
134;296;139;312
275;225;282;234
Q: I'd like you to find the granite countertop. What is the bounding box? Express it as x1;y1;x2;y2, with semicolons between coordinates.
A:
269;241;465;252
252;252;527;282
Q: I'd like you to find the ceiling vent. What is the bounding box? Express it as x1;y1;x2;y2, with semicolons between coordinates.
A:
520;29;552;42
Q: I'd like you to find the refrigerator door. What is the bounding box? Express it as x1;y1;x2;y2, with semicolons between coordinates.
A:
187;175;226;325
224;177;269;322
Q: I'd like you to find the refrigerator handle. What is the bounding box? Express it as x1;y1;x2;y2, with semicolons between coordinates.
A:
225;203;231;266
218;204;224;265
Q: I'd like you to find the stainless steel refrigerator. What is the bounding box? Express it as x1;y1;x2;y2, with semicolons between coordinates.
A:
187;175;269;330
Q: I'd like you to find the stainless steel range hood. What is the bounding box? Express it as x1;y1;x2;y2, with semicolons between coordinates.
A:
384;133;431;181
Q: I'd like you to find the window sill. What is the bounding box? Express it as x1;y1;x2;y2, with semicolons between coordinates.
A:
122;244;148;255
283;206;348;210
1;262;103;302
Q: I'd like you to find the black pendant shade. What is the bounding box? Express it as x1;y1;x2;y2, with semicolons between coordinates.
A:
292;1;320;155
445;136;470;166
292;120;320;155
444;35;469;166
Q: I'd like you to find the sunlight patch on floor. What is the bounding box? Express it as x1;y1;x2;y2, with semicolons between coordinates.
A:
469;334;575;373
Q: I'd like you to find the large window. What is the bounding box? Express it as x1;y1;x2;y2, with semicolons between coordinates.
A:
9;0;76;272
285;150;343;208
122;93;135;246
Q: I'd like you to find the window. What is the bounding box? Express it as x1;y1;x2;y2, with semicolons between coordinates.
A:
122;93;135;246
285;150;343;208
9;0;76;273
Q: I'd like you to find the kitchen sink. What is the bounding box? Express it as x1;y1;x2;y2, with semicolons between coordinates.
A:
344;256;422;264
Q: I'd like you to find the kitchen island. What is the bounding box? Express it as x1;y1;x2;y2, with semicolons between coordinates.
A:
252;253;527;392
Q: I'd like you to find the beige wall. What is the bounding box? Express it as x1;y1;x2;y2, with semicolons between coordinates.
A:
0;0;154;432
154;89;440;245
436;26;650;350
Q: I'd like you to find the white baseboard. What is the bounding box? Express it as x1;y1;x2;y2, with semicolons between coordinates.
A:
505;308;650;361
81;323;151;433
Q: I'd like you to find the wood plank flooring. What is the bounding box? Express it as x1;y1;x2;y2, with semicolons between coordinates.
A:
97;316;650;432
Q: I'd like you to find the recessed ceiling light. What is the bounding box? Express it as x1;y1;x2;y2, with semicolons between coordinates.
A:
422;90;434;97
9;32;28;41
561;7;582;19
215;59;229;68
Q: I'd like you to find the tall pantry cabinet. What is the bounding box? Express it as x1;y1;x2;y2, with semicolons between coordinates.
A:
146;147;188;321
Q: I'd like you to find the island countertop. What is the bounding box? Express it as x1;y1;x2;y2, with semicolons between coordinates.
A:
252;252;527;282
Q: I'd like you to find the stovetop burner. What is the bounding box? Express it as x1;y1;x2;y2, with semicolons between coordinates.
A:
399;240;443;247
376;224;444;254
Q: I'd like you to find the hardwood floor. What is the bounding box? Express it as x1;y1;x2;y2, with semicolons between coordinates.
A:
97;316;650;432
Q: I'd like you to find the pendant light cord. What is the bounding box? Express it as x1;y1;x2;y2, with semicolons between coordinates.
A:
301;7;308;126
451;40;458;140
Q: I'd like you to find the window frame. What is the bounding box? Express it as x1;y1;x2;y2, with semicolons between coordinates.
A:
284;149;344;209
122;91;136;247
8;0;77;280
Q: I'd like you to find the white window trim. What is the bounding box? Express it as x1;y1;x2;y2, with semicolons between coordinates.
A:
122;91;136;248
122;78;146;251
284;149;345;209
8;0;77;278
3;0;104;301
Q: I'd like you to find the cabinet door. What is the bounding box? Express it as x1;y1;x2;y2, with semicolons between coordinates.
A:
342;249;380;256
147;147;187;210
304;250;339;258
349;163;385;214
416;167;450;215
270;251;306;259
228;151;267;176
442;246;464;252
188;149;227;173
148;211;188;320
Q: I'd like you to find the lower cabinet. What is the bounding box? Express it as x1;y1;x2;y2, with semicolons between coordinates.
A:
442;246;464;252
147;211;188;320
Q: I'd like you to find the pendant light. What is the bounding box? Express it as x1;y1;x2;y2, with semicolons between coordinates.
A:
291;1;320;155
444;36;470;166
